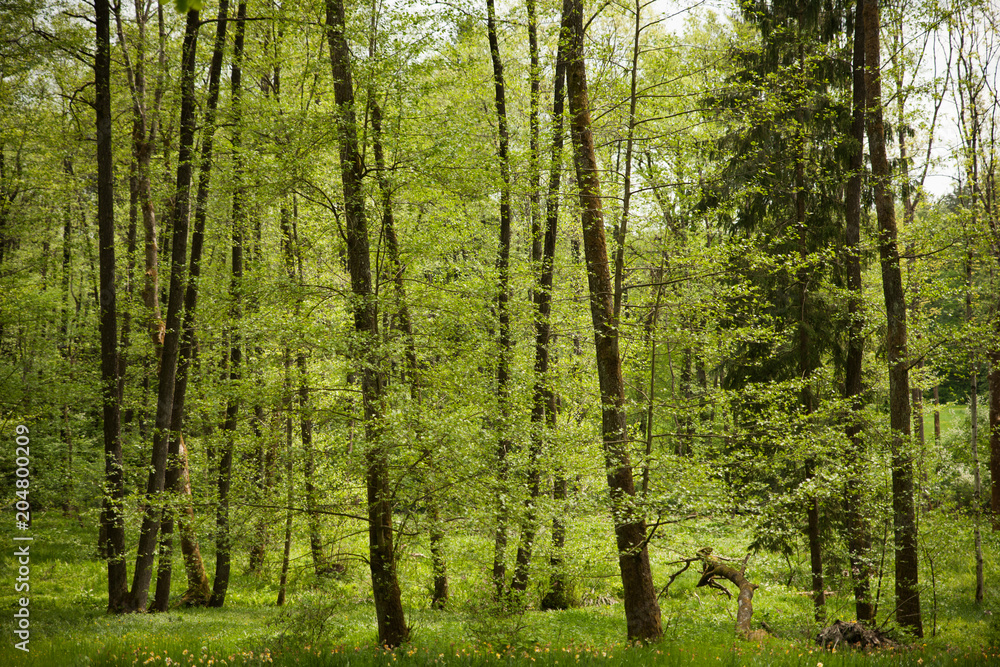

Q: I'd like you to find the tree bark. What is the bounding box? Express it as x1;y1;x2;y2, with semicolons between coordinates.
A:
564;0;661;641
796;43;824;622
844;0;874;624
485;0;514;602
511;0;554;596
277;343;295;607
965;243;985;603
696;549;757;638
863;0;922;637
152;0;228;611
326;0;408;646
208;0;246;608
126;7;199;614
369;81;446;604
96;0;129;614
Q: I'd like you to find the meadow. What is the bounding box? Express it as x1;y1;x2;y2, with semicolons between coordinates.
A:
2;496;997;667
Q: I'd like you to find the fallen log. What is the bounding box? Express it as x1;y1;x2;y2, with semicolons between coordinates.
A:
694;548;759;638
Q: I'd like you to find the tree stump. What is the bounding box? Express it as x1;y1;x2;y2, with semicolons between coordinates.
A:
816;620;896;650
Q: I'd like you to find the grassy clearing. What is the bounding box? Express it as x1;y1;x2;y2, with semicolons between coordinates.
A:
1;509;997;666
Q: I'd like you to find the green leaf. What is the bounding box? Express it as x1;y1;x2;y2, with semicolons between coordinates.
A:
170;0;203;13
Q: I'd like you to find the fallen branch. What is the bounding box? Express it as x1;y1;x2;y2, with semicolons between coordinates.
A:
695;548;759;638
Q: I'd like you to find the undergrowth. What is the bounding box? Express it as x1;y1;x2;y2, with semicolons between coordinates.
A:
1;511;996;666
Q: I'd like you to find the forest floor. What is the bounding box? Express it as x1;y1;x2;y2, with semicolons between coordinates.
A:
1;500;998;666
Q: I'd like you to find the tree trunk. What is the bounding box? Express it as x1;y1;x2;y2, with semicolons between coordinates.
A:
175;436;212;605
991;359;1000;530
613;0;642;322
540;9;569;611
326;0;408;646
933;385;940;443
277;346;295;607
283;204;327;577
96;0;129;613
209;0;247;609
795;51;824;622
369;82;445;603
511;0;555;595
485;0;514;602
967;247;985;603
844;0;873;623
863;0;922;637
152;0;228;611
564;0;661;641
127;8;199;614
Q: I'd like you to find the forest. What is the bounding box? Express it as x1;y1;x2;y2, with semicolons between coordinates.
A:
0;0;999;664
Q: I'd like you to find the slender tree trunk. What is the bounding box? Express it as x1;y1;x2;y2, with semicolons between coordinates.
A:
152;0;228;611
990;312;1000;529
485;0;514;602
564;0;661;641
613;0;642;321
541;52;570;605
127;8;199;614
209;0;247;609
933;385;941;443
641;265;664;497
863;0;922;636
277;345;295;607
96;0;129;613
326;0;407;646
844;0;874;624
370;80;446;604
510;0;553;596
966;246;985;603
795;55;825;622
278;195;327;577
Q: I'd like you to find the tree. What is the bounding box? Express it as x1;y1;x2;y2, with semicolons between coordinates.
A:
95;0;129;614
209;0;247;609
564;0;662;641
325;0;408;646
863;0;923;637
843;0;874;624
126;7;200;613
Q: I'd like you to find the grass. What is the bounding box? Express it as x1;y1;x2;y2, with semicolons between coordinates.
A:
1;505;997;666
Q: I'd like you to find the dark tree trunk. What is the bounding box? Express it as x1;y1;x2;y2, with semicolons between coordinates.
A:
795;78;825;624
209;0;246;609
152;0;228;611
96;0;129;613
563;0;661;641
967;247;985;603
613;0;642;322
326;0;408;646
277;345;294;607
863;0;922;637
246;404;272;575
991;360;1000;530
485;0;514;602
281;203;326;577
844;0;873;624
933;385;941;443
540;40;569;611
541;469;569;610
511;0;558;595
370;86;446;605
127;7;200;615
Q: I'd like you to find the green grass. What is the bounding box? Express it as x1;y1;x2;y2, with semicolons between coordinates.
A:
1;511;997;666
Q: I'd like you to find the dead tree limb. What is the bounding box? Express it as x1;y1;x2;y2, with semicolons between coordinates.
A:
696;548;759;638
